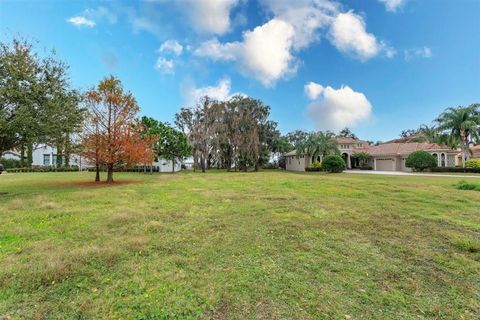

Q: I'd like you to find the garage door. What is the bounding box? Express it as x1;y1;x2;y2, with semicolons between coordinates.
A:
376;158;394;171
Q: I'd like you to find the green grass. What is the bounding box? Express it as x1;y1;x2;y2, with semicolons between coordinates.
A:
0;170;479;319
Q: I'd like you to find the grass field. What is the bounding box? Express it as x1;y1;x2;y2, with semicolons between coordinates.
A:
0;170;479;319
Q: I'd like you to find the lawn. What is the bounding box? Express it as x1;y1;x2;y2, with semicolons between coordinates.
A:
0;171;479;319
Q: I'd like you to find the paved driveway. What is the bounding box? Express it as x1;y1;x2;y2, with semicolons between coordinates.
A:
345;170;480;179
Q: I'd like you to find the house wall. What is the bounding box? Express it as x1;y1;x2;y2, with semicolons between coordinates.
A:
152;158;182;172
285;155;308;171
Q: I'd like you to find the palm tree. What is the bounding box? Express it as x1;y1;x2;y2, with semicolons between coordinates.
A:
295;131;339;163
417;124;439;143
435;104;480;167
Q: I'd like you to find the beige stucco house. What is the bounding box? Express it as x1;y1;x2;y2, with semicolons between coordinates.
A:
285;137;368;171
285;138;458;172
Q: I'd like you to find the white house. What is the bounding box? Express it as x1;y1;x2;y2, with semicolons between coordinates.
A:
2;145;85;169
3;144;189;172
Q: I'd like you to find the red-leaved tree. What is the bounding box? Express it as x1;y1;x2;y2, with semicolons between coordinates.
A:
82;76;154;182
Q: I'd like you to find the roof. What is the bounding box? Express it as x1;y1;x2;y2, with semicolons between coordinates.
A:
335;137;368;144
361;142;456;156
285;150;298;156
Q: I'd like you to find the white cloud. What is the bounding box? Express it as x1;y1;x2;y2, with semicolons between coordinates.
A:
194;38;238;61
194;19;297;86
305;82;373;131
154;57;175;74
179;0;241;35
67;16;95;28
182;78;244;106
378;0;406;12
304;81;324;100
159;40;183;56
260;0;339;50
329;11;394;61
404;46;432;61
193;1;394;85
67;7;117;28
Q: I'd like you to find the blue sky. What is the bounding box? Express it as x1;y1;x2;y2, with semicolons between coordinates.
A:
1;0;479;141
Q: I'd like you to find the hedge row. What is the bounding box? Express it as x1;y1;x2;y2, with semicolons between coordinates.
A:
430;167;480;174
6;166;79;173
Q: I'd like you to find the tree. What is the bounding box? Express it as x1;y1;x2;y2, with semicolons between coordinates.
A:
0;38;41;162
435;104;480;167
405;151;437;172
338;128;357;139
83;76;150;182
352;151;371;166
400;129;418;138
141;117;191;173
175;95;272;172
285;130;309;146
295;131;339;163
0;38;84;166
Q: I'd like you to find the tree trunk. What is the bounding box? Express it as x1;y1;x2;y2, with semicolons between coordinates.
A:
461;132;468;168
150;163;153;174
172;159;175;173
106;164;114;183
20;144;25;167
201;156;206;173
27;144;33;167
95;164;100;182
254;160;259;172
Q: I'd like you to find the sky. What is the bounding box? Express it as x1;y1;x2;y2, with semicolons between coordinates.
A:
1;0;479;141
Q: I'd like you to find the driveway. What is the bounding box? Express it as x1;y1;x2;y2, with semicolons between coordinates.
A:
345;170;480;179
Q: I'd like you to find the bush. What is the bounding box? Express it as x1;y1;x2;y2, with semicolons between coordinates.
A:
0;157;22;169
465;159;480;169
306;161;322;172
359;165;373;170
321;155;346;173
454;180;480;191
6;166;79;173
263;162;279;169
405;151;437;172
430;167;480;173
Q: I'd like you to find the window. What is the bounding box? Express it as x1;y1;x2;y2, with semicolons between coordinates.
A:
441;153;446;167
52;154;57;166
43;154;50;166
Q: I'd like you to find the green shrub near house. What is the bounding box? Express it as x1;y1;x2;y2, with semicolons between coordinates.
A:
405;151;437;172
0;157;22;169
321;155;346;173
306;161;322;172
465;159;480;169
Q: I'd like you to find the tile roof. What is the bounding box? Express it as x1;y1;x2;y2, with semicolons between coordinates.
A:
357;142;455;156
335;137;368;144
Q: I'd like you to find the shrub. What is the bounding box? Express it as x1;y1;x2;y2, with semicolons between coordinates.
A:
465;159;480;169
431;167;480;173
306;161;322;172
6;166;79;173
321;155;346;173
454;180;480;191
359;165;373;170
405;151;437;172
0;157;22;169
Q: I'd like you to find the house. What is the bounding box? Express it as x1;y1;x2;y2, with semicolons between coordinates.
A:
285;138;458;172
1;145;85;169
356;142;457;171
2;144;185;172
284;137;368;171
